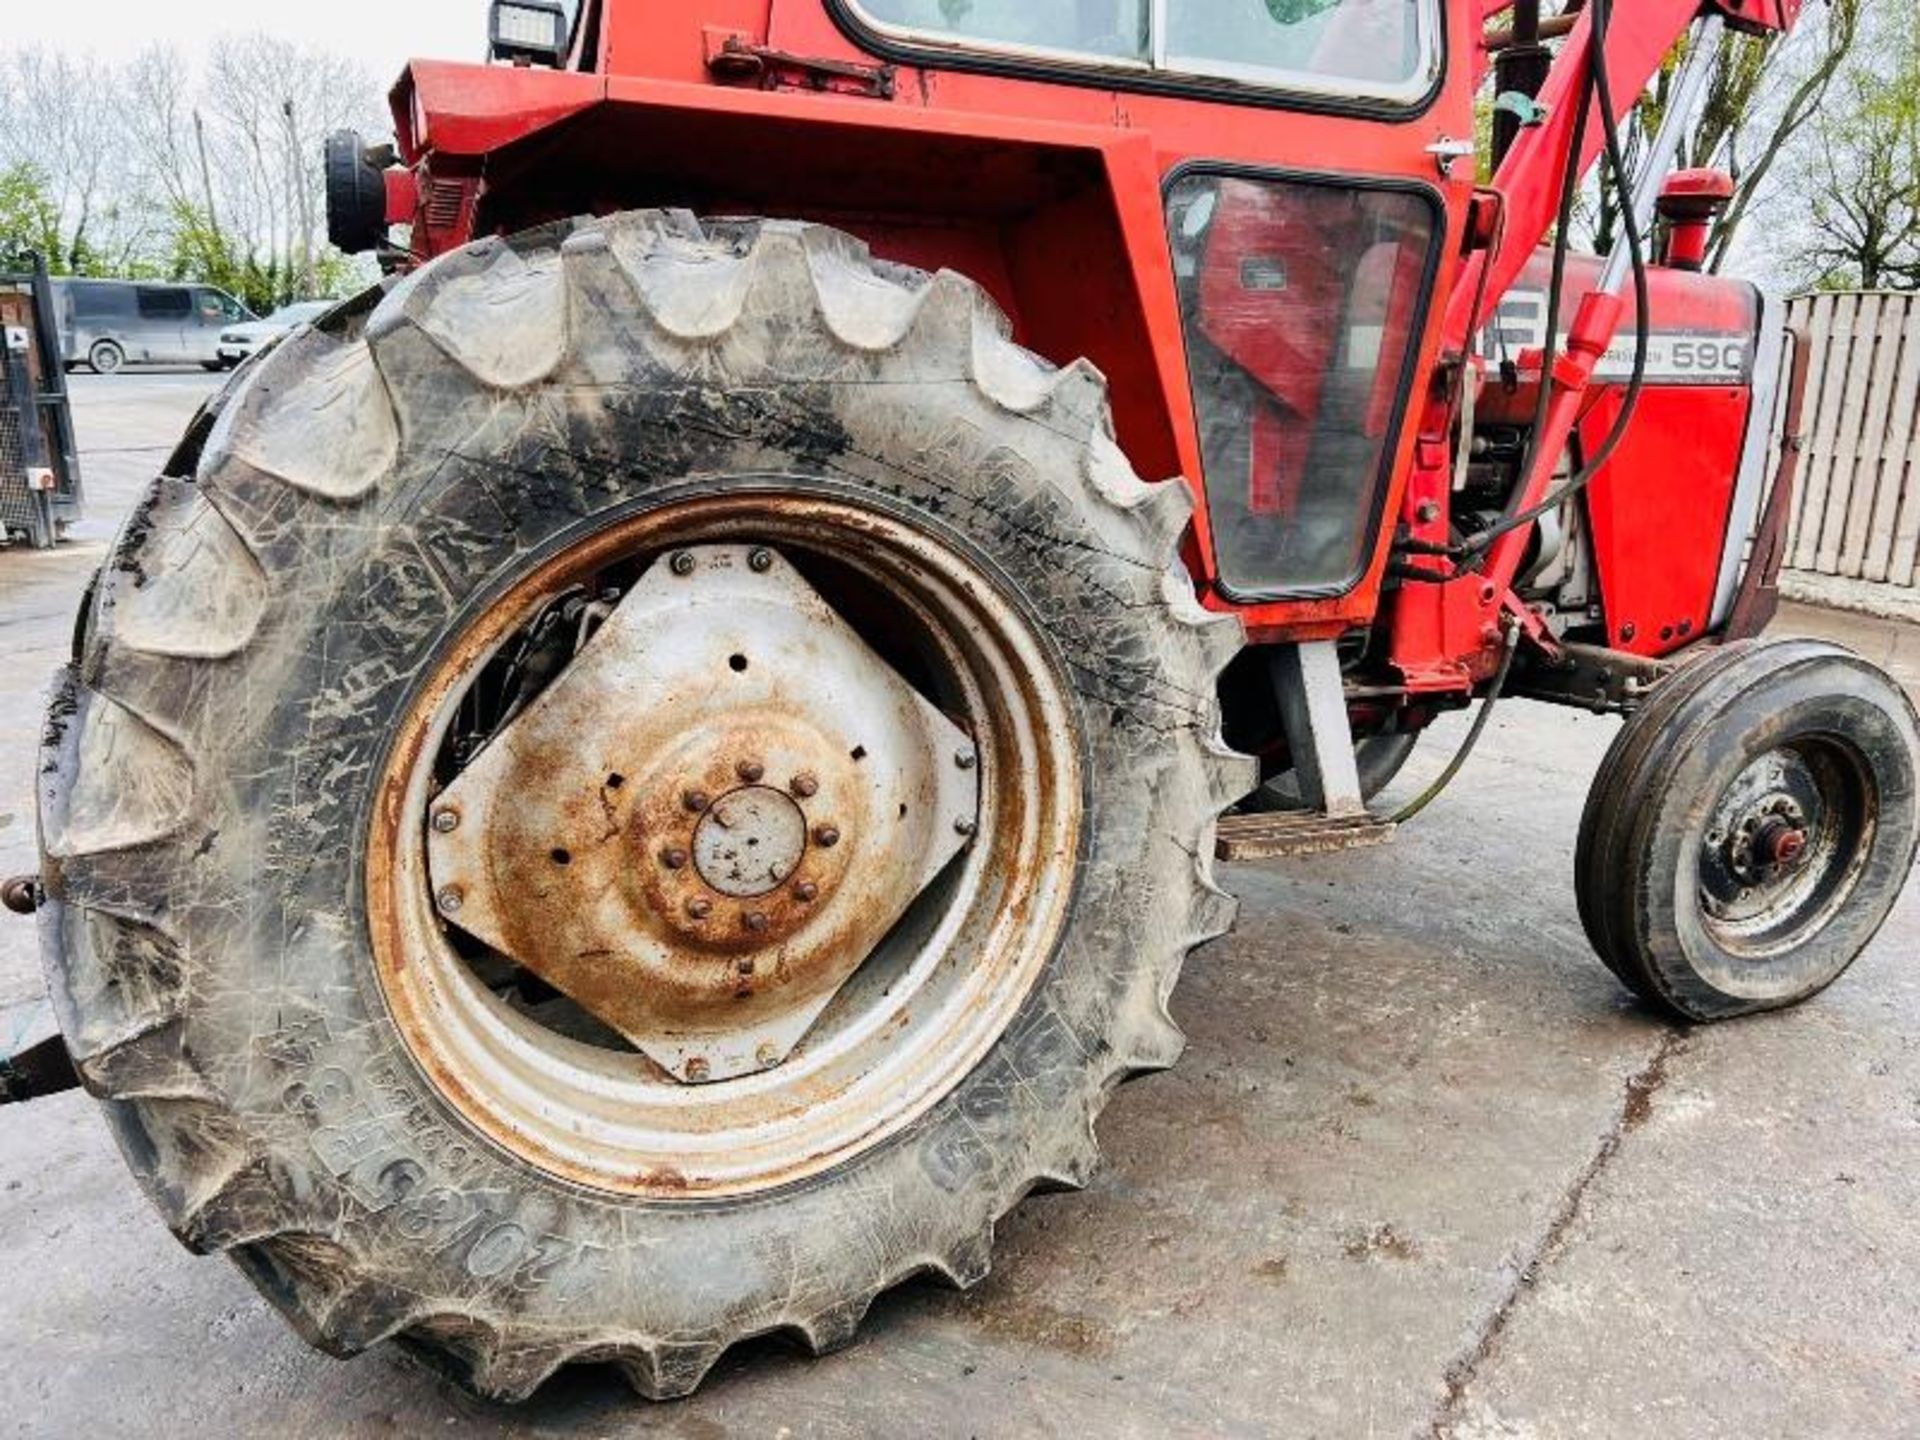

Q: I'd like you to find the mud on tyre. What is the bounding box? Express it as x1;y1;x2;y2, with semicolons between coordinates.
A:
38;213;1253;1399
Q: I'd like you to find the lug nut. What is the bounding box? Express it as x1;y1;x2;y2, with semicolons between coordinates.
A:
670;551;696;577
790;773;819;799
737;759;765;783
431;808;459;834
748;548;774;573
686;897;713;920
794;880;819;903
661;847;689;871
955;751;977;771
436;886;464;915
685;1057;710;1082
813;824;840;849
737;957;756;976
684;789;712;814
744;911;770;934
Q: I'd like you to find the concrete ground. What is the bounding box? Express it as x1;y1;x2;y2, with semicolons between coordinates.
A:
2;372;1917;1439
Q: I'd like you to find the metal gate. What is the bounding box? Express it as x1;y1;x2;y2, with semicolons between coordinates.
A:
1780;290;1920;618
0;253;83;549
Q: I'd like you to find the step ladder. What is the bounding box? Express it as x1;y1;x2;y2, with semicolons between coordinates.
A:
1214;640;1399;862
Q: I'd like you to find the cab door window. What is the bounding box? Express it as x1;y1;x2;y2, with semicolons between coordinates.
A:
1166;171;1439;598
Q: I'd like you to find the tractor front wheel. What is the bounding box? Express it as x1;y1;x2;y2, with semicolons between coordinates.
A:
39;212;1250;1399
1576;639;1919;1021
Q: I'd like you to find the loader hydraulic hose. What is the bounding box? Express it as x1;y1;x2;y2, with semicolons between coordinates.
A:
1389;619;1521;827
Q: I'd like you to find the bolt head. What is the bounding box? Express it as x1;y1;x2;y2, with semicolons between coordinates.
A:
756;1043;780;1068
685;1057;710;1082
737;759;766;784
435;886;464;915
748;547;774;573
431;808;459;834
793;880;819;903
955;817;977;837
686;897;713;921
661;847;689;871
955;751;978;771
744;911;770;934
683;789;712;814
1415;500;1441;524
813;824;840;849
669;551;697;577
790;773;819;799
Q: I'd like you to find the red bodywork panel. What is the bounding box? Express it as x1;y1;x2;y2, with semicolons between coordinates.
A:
1476;251;1762;660
1579;387;1751;656
387;0;1799;685
391;0;1485;644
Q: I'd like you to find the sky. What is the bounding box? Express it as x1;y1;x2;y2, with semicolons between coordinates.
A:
4;0;487;83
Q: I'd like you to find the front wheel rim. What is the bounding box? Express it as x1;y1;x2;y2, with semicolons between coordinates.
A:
1695;736;1878;959
368;489;1083;1200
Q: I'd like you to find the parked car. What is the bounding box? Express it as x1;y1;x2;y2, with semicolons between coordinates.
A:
216;299;335;365
51;279;256;373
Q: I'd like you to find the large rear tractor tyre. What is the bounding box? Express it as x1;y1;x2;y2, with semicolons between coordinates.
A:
1576;639;1920;1022
37;213;1252;1400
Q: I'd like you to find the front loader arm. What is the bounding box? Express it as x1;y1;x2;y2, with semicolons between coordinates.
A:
1446;0;1803;355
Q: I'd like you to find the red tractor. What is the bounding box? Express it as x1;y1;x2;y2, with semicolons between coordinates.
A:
14;0;1918;1402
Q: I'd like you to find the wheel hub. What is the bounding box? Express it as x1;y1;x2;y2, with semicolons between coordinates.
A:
690;785;809;898
426;545;980;1083
1700;748;1840;928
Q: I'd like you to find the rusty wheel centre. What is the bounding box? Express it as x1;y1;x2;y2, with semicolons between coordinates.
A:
369;499;1081;1198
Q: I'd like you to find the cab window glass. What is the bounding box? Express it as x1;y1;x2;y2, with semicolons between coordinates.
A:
1164;0;1423;90
854;0;1148;62
848;0;1435;98
1166;172;1437;597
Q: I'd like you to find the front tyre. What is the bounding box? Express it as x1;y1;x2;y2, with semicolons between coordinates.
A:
38;213;1251;1399
1576;639;1920;1021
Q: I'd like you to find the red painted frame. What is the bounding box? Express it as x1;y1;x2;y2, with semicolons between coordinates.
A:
385;0;1800;679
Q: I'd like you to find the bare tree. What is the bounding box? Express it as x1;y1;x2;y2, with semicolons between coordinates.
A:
0;47;132;270
1784;19;1920;289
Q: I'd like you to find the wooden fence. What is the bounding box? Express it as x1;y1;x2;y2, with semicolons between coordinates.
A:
1779;291;1920;618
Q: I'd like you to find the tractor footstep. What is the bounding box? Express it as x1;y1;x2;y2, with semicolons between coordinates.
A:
1215;812;1397;862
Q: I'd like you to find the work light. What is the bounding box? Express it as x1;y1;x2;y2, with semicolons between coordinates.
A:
490;0;569;67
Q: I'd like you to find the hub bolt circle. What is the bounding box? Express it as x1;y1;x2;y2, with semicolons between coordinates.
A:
661;847;690;871
790;773;819;799
744;912;770;934
683;789;712;814
737;759;766;783
794;880;819;903
670;551;696;577
813;824;840;849
687;898;713;920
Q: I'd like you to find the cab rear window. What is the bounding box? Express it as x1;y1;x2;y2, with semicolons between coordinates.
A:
846;0;1438;104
